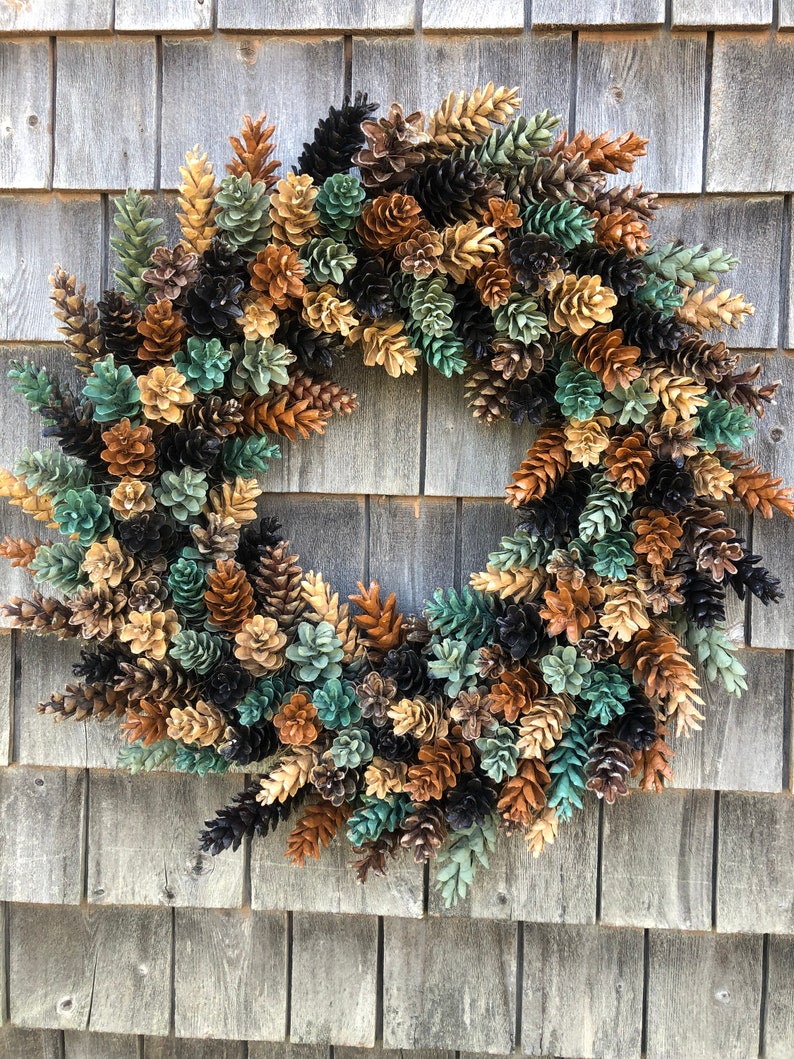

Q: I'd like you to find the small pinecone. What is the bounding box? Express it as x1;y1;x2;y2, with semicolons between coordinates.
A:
476;643;511;680
406;157;500;227
451;284;495;360
185;395;244;439
159;426;221;472
576;627;616;662
400;805;447;863
199;781;297;855
311;751;358;806
219;720;279;766
251;540;304;634
586;734;634;804
645;461;695;514
127;575;169;613
516;470;589;539
728;539;784;605
465;365;511;423
41;393;106;472
509;233;568;288
380;643;437;697
570;247;647;297
205;662;253;709
491;337;551;381
275;316;344;374
236;516;284;573
298;92;379;181
505;367;556;426
184;271;244;338
353;102;428;191
358;671;398;728
118;513;176;562
344;257;394;319
142;244;199;302
495;604;548;660
201;237;248;281
98;289;142;368
402;613;432;645
372;728;417;763
609;697;658;750
682;568;726;628
444;774;496;830
72;642;129;686
618;305;686;357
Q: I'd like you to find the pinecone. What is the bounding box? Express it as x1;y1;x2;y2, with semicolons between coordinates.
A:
137;299;186;365
645;461;695;514
400;805;447;863
204;560;256;634
495;603;549;660
67;585;127;640
357;194;424;251
41;393;106;472
576;627;616;662
184;395;244;439
219;720;279;766
344;257;394;319
115;656;198;707
728;539;784;605
372;728;416;763
298;92;379;181
98;289;142;368
310;751;358;806
158;426;221;472
184;271;244;338
199;780;297;855
516;470;589;539
405;156;499;227
379;644;436;697
275;316;344;375
681;566;726;628
204;662;253;709
40;681;122;722
451;284;495;360
353;102;429;190
236;515;284;572
509;233;568;289
444;774;496;830
465;364;511;423
570;246;647;297
101;418;157;478
668;336;737;384
357;671;398;727
251;540;305;634
586;733;634;804
142;244;199;302
72;642;129;686
609;697;658;750
618;304;686;356
491;337;551;381
117;512;176;562
505;368;556;425
127;575;169;613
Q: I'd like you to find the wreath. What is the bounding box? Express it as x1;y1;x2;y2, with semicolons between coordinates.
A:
2;87;791;907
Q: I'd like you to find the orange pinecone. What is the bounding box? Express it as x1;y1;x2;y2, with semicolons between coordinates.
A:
482;196;522;240
505;426;570;506
497;758;550;826
593;210;651;256
572;326;641;391
248;244;306;308
632;508;683;573
137;299;186;365
473;256;514;308
238;391;330;442
101;418;157;478
285;800;351;867
489;667;545;723
539;583;601;642
0;535;44;568
349;580;403;659
404;732;473;802
204;559;256;634
227;112;281;190
273;692;321;746
357;194;424;251
603;431;653;491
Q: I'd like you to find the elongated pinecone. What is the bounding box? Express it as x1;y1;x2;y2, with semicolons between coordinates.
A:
682;567;726;628
495;603;548;660
41;393;106;472
570;247;647;297
618;305;686;356
345;257;394;319
236;516;284;574
72;642;130;686
516;470;589;539
452;284;496;361
219;721;279;766
380;643;437;697
445;774;496;830
158;426;221;473
298;92;379;181
199;781;299;854
727;538;784;605
586;733;634;804
98;289;142;368
406;157;500;227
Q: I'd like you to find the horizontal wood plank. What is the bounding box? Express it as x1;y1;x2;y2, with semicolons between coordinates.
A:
0;0;111;31
216;0;415;29
145;1036;246;1059
115;0;213;30
0;1026;61;1059
63;1031;139;1058
0;42;51;190
533;0;664;24
672;0;772;24
423;1;524;28
248;1045;327;1059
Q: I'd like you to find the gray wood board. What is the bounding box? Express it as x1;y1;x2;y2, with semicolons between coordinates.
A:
368;495;456;614
650;200;783;350
115;0;213;31
0;0;112;31
351;34;572;141
0;765;85;904
600;789;714;930
707;34;794;192
217;0;414;29
522;923;644;1059
461;498;516;579
423;1;524;29
764;934;794;1059
248;1046;328;1059
672;0;772;24
54;39;157;191
87;770;245;908
576;33;706;194
0;197;103;342
533;0;664;24
428;795;599;922
746;352;794;647
0;630;11;765
382;917;517;1053
145;1037;247;1059
670;647;785;792
290;912;378;1048
0;41;51;190
716;792;794;934
259;357;422;495
645;930;763;1059
8;903;172;1035
174;908;287;1041
0;1027;61;1059
250;827;424;918
64;1031;139;1058
161;37;345;190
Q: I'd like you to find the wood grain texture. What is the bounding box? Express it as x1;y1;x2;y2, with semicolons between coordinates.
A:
54;39;157;191
522;923;644;1059
217;0;414;29
368;496;456;614
600;789;714;930
577;33;705;194
651;201;783;350
423;0;524;29
746;353;794;648
336;1051;453;1059
424;372;536;498
460;498;516;581
716;792;794;934
0;42;51;189
161;37;344;191
291;913;377;1047
115;0;213;30
533;0;664;24
670;648;784;792
672;0;772;24
87;771;245;908
764;935;794;1059
351;34;572;146
382;917;517;1053
0;1027;61;1059
250;827;424;918
8;904;172;1034
0;0;111;31
145;1037;247;1059
260;359;422;496
0;631;11;765
428;796;598;922
646;930;763;1059
0;765;85;904
0;197;102;342
174;909;287;1041
707;34;794;192
782;0;794;25
248;1045;328;1059
63;1031;139;1058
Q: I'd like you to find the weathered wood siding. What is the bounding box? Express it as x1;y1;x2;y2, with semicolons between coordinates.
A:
1;4;793;1057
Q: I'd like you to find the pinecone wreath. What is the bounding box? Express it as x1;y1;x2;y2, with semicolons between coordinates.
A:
2;88;791;907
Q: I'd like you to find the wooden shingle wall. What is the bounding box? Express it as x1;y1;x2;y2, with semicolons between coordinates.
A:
1;2;793;1056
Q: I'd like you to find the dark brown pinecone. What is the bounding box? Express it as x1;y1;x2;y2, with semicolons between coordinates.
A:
0;592;77;637
576;627;616;662
39;681;124;722
353;103;429;190
142;244;199;302
667;336;738;384
356;671;397;727
491;337;551;382
191;514;240;561
41;392;106;473
127;575;169;613
585;734;634;804
310;752;358;806
252;540;305;635
476;642;511;680
465;365;511;423
351;833;399;882
184;395;244;438
98;289;143;368
115;656;199;708
399;805;447;863
401;613;432;645
508;232;569;290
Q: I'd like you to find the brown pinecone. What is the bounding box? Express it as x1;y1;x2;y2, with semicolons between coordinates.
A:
604;431;654;491
121;699;171;745
395;229;444;277
404;732;472;802
489;667;544;723
357;193;424;251
465;365;511;423
248;244;305;308
491;338;551;381
352;833;399;882
39;682;123;722
115;656;199;707
127;575;169;613
473;257;513;309
190;514;240;561
668;336;737;383
184;396;244;438
204;559;256;634
277;369;358;417
476;642;512;680
449;685;494;740
251;540;305;636
142;244;199;302
576;627;616;662
98;289;142;368
357;671;398;727
572;326;641;392
67;585;127;640
49;266;104;374
137;299;186;365
0;592;78;637
310;751;357;806
399;805;447;863
682;504;742;583
353;102;429;190
402;614;432;645
586;734;634;804
100;418;156;478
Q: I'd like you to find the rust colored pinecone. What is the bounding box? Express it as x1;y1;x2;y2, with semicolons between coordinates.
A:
604;431;654;491
473;257;514;308
137;299;186;365
489;667;544;723
142;244;199;302
357;194;424;251
100;418;156;478
311;751;358;806
353;102;429;190
204;559;256;634
465;365;511;423
399;805;447;863
572;326;641;391
274;692;322;746
251;540;306;635
39;681;123;722
249;244;306;308
404;732;473;802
